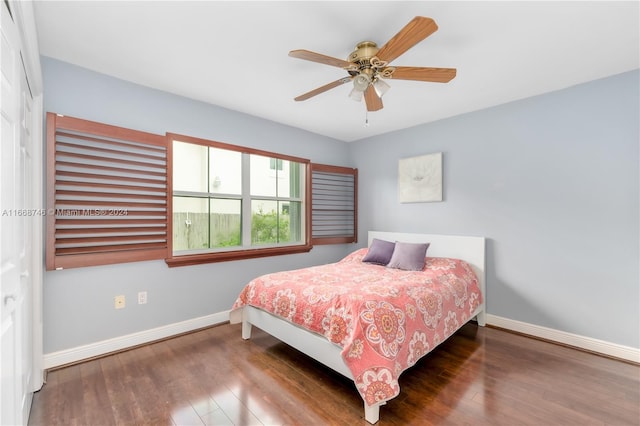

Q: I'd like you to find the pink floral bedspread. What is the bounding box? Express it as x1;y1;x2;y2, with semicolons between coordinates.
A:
230;248;483;407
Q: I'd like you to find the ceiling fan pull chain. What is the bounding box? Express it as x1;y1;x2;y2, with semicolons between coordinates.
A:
364;111;370;127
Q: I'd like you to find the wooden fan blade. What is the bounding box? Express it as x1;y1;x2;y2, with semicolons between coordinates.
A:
375;17;438;63
294;77;352;101
364;85;383;111
289;49;354;69
389;66;456;83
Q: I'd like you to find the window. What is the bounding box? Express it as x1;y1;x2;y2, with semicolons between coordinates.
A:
45;114;356;269
45;113;168;270
165;133;312;267
310;164;357;245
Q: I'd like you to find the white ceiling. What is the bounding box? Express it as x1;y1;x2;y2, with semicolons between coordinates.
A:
33;1;639;142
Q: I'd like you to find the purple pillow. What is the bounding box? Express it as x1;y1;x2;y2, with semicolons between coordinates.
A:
387;241;430;271
362;238;396;265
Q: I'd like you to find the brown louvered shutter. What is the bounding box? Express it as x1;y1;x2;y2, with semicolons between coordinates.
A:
46;113;168;270
310;163;357;245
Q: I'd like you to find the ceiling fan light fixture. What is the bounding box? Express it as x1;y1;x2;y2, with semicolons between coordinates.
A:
373;78;390;97
353;73;371;91
349;87;364;102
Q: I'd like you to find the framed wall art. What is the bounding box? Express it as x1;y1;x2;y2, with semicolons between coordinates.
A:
398;152;443;203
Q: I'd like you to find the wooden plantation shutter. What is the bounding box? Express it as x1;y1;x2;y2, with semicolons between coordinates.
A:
310;163;357;245
46;113;168;270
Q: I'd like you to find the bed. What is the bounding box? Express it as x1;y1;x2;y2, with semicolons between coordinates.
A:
229;231;486;423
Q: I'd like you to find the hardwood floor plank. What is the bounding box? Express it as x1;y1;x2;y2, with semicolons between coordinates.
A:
199;408;234;426
190;396;221;418
78;360;116;425
208;389;263;426
170;404;205;426
29;322;640;426
55;364;86;425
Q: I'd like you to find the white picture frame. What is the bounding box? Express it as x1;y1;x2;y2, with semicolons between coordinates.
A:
398;152;443;203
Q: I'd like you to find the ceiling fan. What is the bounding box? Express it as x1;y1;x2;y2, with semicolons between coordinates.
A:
289;16;456;112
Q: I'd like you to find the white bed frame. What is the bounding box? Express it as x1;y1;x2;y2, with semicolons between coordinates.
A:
233;231;486;424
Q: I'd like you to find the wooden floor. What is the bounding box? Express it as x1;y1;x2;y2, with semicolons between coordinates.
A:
29;322;639;426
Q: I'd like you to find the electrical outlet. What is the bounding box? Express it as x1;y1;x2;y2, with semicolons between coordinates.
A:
138;291;147;305
114;295;125;309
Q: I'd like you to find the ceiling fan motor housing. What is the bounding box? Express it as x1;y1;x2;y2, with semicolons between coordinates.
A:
348;41;379;67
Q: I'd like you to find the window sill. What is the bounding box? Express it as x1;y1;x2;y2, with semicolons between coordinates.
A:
165;244;313;267
312;236;357;245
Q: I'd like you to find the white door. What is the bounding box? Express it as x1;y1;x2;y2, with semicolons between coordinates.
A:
18;46;35;425
1;1;35;423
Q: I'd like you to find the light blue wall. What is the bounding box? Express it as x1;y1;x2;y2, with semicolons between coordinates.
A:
42;57;353;353
42;56;639;353
350;70;639;348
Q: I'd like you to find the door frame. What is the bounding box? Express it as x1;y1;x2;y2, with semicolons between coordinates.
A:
7;0;45;395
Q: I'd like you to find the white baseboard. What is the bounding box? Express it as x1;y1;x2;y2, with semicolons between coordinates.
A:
44;311;640;369
486;314;640;364
44;311;230;369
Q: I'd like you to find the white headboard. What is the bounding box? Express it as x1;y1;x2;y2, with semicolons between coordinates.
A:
368;231;486;318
